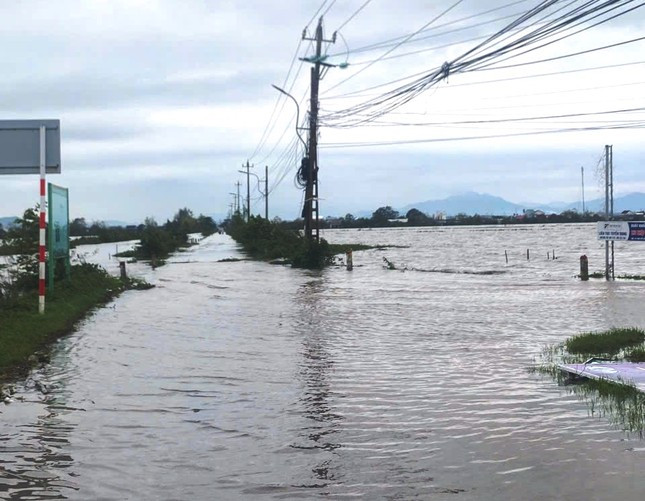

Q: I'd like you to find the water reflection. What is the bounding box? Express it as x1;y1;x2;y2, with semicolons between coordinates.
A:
292;275;343;486
558;376;645;437
0;385;78;499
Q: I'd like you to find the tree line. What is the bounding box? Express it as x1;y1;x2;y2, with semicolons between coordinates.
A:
269;206;644;230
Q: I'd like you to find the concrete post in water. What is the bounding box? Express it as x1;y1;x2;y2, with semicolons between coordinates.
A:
504;250;508;264
580;255;589;281
526;249;530;261
119;261;127;280
346;249;353;271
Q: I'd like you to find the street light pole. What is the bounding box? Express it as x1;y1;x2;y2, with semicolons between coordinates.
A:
271;84;307;153
246;169;268;220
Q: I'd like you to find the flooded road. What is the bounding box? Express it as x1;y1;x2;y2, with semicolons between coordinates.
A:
1;224;645;499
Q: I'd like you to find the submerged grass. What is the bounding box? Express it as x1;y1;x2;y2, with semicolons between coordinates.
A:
535;327;645;435
626;347;645;363
0;263;151;378
565;328;645;356
618;274;645;281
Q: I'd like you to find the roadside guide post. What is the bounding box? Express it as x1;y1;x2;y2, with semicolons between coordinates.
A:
0;120;61;314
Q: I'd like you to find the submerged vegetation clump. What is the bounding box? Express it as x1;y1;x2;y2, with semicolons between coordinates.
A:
625;347;645;363
536;327;645;435
224;215;335;269
565;328;645;356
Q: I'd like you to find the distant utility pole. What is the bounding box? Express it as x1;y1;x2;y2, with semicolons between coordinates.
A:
239;161;253;221
302;17;335;241
265;165;269;220
581;166;585;213
236;181;242;215
604;145;614;281
229;192;237;216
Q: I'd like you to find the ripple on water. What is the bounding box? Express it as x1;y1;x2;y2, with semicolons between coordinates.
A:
1;229;645;499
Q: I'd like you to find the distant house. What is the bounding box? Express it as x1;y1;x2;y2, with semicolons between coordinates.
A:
388;218;408;224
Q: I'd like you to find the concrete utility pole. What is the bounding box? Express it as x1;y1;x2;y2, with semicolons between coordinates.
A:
610;145;614;280
604;145;614;280
229;192;237;216
265;165;269;220
302;17;335;241
239;161;253;221
236;181;242;215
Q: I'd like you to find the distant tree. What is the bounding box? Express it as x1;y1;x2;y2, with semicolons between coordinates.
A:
405;208;431;226
371;206;399;226
0;207;40;292
196;215;217;236
138;217;173;260
70;217;88;236
0;223;4;239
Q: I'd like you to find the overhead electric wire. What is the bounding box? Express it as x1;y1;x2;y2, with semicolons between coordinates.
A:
467;0;645;72
320;122;645;149
256;86;309;166
322;0;337;17
437;60;645;88
326;0;533;58
335;0;374;32
321;0;643;128
472;34;645;72
306;0;330;29
324;105;645;128
249;38;304;160
323;0;466;94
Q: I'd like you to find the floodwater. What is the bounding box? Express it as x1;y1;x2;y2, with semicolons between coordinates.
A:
1;223;645;500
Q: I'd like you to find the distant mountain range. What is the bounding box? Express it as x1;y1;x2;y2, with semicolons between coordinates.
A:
400;191;645;217
3;192;645;226
0;216;18;228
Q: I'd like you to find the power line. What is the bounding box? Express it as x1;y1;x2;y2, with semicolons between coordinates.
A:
326;0;533;58
321;0;337;17
306;0;330;29
323;0;466;94
468;1;645;72
336;0;374;32
323;105;645;128
321;0;643;127
249;38;304;160
320;121;645;148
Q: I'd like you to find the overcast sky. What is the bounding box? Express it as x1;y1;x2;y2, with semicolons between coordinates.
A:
0;0;643;222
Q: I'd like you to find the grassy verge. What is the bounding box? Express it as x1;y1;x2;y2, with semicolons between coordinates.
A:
0;263;151;379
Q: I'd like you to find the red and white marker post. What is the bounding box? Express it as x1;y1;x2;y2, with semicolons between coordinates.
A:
39;125;46;314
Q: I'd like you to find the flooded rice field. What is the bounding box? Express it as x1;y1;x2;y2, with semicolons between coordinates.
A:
1;223;645;500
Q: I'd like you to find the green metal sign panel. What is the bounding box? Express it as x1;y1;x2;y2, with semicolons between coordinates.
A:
48;183;70;288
